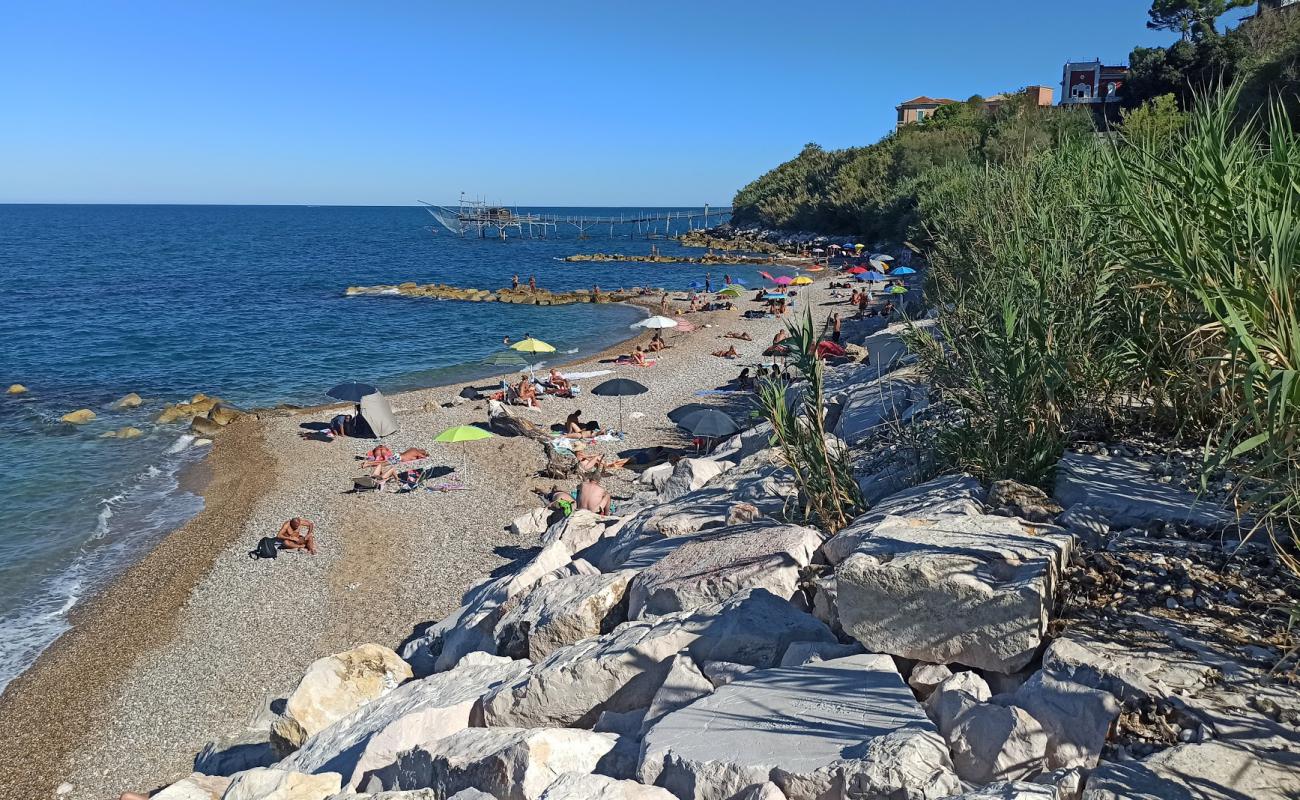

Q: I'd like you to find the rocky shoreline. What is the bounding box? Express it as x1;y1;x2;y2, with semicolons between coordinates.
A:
344;284;644;306
562;253;805;268
7;273;1298;800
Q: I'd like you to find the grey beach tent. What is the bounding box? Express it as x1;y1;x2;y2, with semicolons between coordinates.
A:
356;391;398;438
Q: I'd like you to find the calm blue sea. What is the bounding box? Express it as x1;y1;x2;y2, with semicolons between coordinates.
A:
0;204;760;692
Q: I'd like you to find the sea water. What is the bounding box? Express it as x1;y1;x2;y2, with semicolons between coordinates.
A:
0;204;766;692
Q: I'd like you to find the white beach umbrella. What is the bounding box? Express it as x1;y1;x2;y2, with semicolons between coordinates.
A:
632;316;679;330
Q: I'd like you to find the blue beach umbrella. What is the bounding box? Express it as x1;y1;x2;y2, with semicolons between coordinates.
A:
763;292;787;300
857;271;887;282
729;278;746;286
688;280;705;290
891;266;916;275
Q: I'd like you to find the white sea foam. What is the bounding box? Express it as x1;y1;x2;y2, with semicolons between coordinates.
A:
167;434;196;453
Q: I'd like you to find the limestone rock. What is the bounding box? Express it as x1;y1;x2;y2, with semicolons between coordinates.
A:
831;371;927;446
943;783;1056;799
836;514;1072;672
280;656;528;789
732;783;786;800
6;383;28;395
639;654;713;734
706;421;773;465
658;458;732;502
191;415;224;436
810;574;841;636
1010;671;1119;770
906;663;952;700
154;774;231;799
538;772;676;800
60;408;96;424
924;671;991;736
701;661;754;688
195;729;277;776
210;404;245;425
822;474;986;564
777;640;863;667
509;508;551;536
112;426;144;439
479;589;834;728
112;392;143;409
494;570;634;661
945;701;1049;784
382;727;617;799
639;654;959;800
988;480;1062;523
627;521;823;618
1056;504;1111;549
272;644;413;751
1039;631;1216;705
540;510;622;556
1053;451;1235;529
1082;741;1300;800
1033;767;1085;800
221;768;341;800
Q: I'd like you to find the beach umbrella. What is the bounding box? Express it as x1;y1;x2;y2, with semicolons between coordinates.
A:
326;381;377;402
805;266;825;273
434;424;494;482
510;337;556;377
678;408;741;440
667;402;712;425
842;243;854;249
854;244;865;251
872;254;895;262
591;378;648;435
811;247;824;254
481;350;528;367
891;266;916;275
791;276;813;286
773;275;794;286
758;271;776;282
718;286;743;298
762;292;787;300
846;266;867;275
856;271;887;282
869;259;889;271
888;285;908;294
633;316;679;330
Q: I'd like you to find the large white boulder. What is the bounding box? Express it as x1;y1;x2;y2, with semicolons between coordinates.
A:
639;654;714;734
907;663;952;700
924;671;991;736
657;458;733;502
1010;671;1119;770
1082;740;1300;800
271;645;413;751
626;522;823;618
538;772;676;800
943;783;1056;799
540;510;623;556
836;514;1072;672
706;422;773;465
1053;451;1235;529
479;589;835;728
494;570;635;661
509;508;551;536
944;701;1049;784
821;474;986;564
221;768;341;800
831;371;927;446
381;727;617;799
280;655;528;789
154;775;230;800
639;654;960;800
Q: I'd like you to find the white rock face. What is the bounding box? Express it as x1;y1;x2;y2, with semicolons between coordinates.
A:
540;510;622;556
1010;672;1119;770
626;522;823;618
707;422;773;465
701;661;755;688
537;772;677;800
154;775;229;800
221;768;341;800
777;640;863;667
821;474;986;564
639;654;714;735
271;644;413;750
1082;741;1300;800
382;727;618;800
639;654;959;800
945;702;1049;784
479;589;835;729
1053;451;1235;529
732;782;786;800
924;672;991;735
510;508;551;536
280;656;529;789
658;458;733;502
907;663;953;700
494;570;635;661
831;371;927;446
943;782;1056;799
638;462;675;491
836;514;1073;672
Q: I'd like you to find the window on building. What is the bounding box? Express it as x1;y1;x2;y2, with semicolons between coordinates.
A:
916;110;927;121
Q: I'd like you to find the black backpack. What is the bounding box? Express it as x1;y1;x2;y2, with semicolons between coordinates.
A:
249;537;279;559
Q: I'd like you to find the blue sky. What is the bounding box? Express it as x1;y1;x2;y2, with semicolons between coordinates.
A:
0;1;1240;206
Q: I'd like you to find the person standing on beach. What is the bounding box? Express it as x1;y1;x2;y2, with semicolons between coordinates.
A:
705;273;712;293
277;517;317;555
831;312;842;344
528;275;537;292
512;274;519;289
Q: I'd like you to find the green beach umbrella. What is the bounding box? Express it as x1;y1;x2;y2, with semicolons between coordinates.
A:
435;425;494;481
482;350;528;368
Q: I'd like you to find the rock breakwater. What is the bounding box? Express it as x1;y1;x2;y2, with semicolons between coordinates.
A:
344;283;643;306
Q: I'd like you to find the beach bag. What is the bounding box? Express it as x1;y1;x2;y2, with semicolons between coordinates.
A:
249;537;279;560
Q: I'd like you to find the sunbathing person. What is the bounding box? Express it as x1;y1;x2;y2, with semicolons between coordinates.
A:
365;444;394;463
724;331;752;341
536;485;577;525
277;517;317;554
735;367;752;389
712;345;740;358
624;346;647;366
564;410;586;435
515;377;540;408
399;447;429;461
572;442;628;472
545;368;572;395
577;476;612;515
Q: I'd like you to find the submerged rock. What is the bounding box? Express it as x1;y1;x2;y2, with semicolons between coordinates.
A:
6;383;28;395
60;408;96;424
112;392;143;409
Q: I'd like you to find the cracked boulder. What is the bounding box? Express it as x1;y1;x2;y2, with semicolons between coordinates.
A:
822;474;985;565
494;570;635;661
836;514;1072;672
271;644;412;752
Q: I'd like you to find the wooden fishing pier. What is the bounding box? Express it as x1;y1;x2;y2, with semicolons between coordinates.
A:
420;196;732;239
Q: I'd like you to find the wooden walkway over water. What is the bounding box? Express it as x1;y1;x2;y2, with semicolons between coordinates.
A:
420;198;733;239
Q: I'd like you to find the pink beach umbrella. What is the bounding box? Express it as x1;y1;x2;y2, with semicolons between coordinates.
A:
773;275;794;286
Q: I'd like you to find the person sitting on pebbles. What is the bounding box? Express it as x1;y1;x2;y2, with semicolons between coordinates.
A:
577;475;612;515
277;517;317;554
712;345;740;358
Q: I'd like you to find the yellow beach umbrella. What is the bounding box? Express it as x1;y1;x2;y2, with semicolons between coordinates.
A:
510;337;556;354
791;276;813;286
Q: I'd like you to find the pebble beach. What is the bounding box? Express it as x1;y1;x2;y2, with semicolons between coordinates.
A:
0;280;849;800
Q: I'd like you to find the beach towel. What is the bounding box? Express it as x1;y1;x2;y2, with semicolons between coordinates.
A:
562;369;613;380
616;358;657;367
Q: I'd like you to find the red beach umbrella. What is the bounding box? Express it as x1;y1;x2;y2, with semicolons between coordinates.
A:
847;266;868;275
